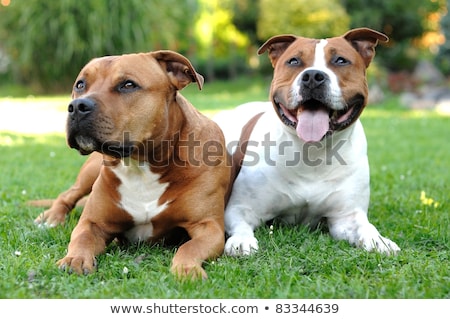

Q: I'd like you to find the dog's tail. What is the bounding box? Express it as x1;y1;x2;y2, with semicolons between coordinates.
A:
26;199;56;207
26;197;87;207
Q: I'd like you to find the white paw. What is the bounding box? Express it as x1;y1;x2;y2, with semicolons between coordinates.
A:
224;235;259;256
358;235;401;255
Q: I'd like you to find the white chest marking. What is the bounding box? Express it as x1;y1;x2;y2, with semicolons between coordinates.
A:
111;160;169;242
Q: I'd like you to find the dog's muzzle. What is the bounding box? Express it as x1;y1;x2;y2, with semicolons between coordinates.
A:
65;98;133;157
66;98;99;155
274;70;365;142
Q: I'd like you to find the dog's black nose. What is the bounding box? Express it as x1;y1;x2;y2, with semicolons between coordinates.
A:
68;98;96;117
301;70;327;89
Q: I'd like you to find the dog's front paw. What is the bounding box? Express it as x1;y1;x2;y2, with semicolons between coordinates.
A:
358;234;401;255
224;235;258;256
171;263;208;281
34;207;68;227
57;255;97;275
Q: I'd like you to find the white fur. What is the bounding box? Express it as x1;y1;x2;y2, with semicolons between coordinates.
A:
111;159;169;242
216;103;400;256
214;40;400;256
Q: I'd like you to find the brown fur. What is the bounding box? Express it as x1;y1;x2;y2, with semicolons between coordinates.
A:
33;51;230;280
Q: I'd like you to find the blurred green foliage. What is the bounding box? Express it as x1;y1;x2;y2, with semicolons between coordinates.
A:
0;0;447;93
342;0;447;71
257;0;350;40
436;4;450;75
0;0;199;91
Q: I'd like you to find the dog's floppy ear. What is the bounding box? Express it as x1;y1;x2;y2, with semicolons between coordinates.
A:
343;28;388;68
151;50;204;90
257;35;297;67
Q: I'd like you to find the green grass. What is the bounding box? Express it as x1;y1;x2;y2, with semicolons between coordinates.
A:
182;75;271;116
0;78;449;299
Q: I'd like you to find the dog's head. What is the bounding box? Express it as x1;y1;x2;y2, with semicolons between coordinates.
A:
258;28;388;142
66;50;204;157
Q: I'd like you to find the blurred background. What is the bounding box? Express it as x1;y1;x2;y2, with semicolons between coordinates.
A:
0;0;448;104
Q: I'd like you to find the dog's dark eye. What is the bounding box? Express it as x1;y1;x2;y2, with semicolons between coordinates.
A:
287;57;300;66
74;80;85;91
118;80;139;92
333;56;350;66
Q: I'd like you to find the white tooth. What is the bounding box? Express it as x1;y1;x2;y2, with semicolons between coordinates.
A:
333;110;338;119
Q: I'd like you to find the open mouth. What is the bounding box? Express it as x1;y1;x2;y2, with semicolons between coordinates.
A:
274;95;365;142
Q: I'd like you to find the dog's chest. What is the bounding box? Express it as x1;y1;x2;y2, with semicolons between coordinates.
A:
111;160;169;242
240;117;369;221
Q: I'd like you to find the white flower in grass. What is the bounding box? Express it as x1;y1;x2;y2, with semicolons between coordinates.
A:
122;266;129;274
14;250;21;256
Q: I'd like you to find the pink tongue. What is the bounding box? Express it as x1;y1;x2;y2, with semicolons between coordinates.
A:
296;107;329;142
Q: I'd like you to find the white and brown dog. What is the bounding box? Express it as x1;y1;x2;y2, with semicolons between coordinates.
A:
214;28;400;256
33;50;230;279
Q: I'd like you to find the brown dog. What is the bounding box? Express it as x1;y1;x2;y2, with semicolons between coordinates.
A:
34;50;230;280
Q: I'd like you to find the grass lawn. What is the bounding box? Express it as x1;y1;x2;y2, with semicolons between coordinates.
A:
0;77;449;299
